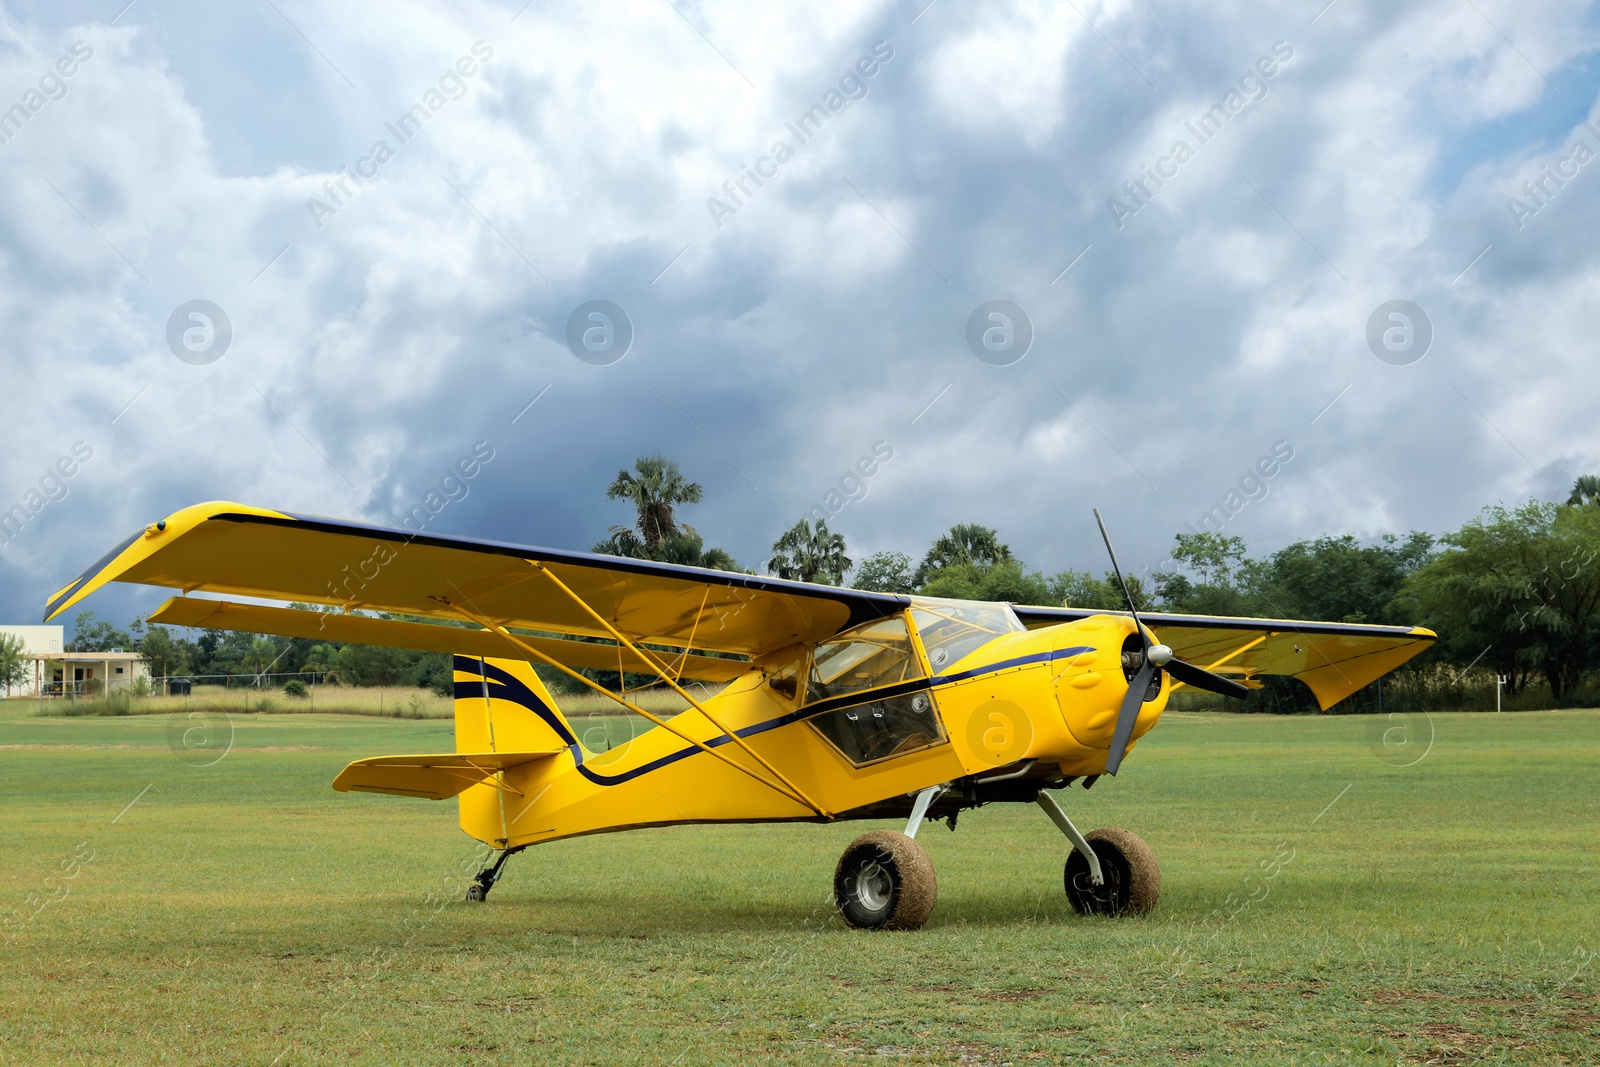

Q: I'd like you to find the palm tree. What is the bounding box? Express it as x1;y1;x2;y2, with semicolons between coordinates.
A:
303;643;344;685
1568;475;1600;507
768;519;851;585
659;532;744;571
600;456;703;558
241;637;280;684
915;523;1013;585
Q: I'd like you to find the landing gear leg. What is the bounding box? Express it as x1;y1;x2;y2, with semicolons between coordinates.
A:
1035;790;1103;886
465;846;523;902
903;783;949;839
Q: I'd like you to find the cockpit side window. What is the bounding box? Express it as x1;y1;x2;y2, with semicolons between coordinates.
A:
808;692;944;766
802;616;946;766
805;617;922;704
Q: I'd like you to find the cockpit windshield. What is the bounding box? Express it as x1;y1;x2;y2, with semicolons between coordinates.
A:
909;598;1024;673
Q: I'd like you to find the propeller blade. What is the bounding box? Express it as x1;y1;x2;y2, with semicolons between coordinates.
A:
1164;656;1250;699
1092;508;1147;650
1105;659;1154;776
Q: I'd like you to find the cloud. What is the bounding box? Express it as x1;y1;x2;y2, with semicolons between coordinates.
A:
2;0;1600;626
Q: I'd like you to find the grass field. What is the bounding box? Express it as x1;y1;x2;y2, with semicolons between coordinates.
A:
1;703;1596;1065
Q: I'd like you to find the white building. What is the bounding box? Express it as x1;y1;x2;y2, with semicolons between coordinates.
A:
0;624;151;698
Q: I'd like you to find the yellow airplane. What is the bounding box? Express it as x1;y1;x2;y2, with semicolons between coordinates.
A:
46;503;1434;930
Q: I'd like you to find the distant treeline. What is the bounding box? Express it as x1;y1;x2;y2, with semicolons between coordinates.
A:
52;458;1600;712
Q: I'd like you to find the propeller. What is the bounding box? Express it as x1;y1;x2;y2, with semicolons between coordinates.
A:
1092;508;1249;775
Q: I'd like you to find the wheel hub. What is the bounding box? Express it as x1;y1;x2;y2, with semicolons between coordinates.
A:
854;861;893;912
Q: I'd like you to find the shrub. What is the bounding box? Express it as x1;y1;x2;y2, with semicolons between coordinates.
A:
283;679;308;699
59;692;131;716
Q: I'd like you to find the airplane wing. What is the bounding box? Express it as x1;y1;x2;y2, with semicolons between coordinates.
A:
44;501;907;658
1012;605;1436;710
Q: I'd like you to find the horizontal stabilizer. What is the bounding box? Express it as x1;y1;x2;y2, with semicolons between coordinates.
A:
332;749;564;800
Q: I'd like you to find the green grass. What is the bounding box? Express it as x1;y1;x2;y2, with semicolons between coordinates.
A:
1;703;1596;1065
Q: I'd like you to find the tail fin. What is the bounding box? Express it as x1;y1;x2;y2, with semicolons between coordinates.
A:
453;654;578;755
455;655;578;846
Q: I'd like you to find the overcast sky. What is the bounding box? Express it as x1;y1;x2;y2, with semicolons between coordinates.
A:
2;0;1599;629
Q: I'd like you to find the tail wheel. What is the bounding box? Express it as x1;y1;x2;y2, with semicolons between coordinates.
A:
1064;827;1160;917
833;830;937;931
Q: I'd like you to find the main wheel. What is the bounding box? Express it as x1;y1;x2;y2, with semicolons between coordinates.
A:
833;830;937;931
465;883;489;902
1064;827;1160;917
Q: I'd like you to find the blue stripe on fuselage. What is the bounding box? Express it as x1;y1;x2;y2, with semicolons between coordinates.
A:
930;644;1094;684
453;645;1097;787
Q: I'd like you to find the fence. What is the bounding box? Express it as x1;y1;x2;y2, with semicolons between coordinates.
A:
37;672;338;711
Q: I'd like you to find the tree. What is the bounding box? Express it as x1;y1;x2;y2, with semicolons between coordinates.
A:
138;625;183;680
200;631;258;676
768;518;850;585
69;610;133;652
1171;532;1248;587
1401;501;1600;700
1255;532;1432;624
1049;569;1144;610
852;551;915;594
655;531;742;572
918;559;1067;606
336;643;414;686
590;456;739;569
1157;573;1255;616
1568;475;1600;507
915;524;1013;586
599;456;703;558
0;633;29;697
302;643;345;684
241;637;280;680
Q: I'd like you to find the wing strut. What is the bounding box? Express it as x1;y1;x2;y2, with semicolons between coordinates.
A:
531;564;832;818
443;586;828;817
1165;635;1268;692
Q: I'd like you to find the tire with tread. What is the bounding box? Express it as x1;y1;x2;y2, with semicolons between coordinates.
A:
1063;826;1160;917
833;830;937;931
